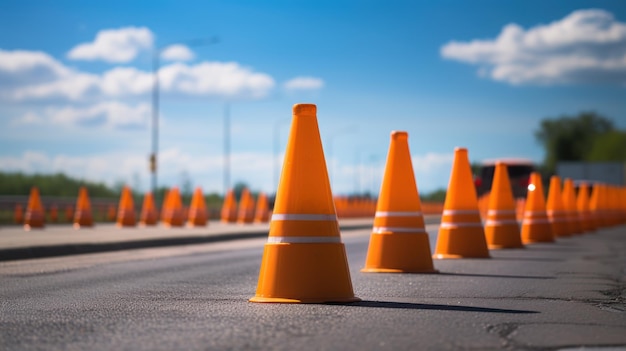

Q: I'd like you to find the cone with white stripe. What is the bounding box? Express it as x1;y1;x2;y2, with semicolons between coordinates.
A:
250;103;359;303
362;131;437;273
546;176;570;237
521;172;554;243
73;186;94;229
562;178;583;235
24;187;45;231
484;162;523;249
576;182;596;233
433;147;490;258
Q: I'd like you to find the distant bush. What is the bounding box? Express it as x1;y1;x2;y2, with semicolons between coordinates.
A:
0;172;119;198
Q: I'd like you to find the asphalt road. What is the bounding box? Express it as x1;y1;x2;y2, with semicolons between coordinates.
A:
1;225;625;351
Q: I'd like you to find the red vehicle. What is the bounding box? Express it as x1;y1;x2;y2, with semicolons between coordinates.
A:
474;158;536;199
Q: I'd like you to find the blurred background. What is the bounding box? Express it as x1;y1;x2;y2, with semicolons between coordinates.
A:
1;0;625;222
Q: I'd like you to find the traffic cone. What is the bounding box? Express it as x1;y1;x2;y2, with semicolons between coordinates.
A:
254;192;270;223
484;162;523;249
250;103;359;303
162;187;184;227
187;187;208;227
116;186;136;227
521;172;554;243
106;204;116;222
49;204;58;222
546;176;570;237
362;131;437;273
433;147;490;258
139;192;158;226
14;203;24;224
237;188;255;224
221;189;238;223
562;178;582;235
577;182;596;233
24;187;45;230
73;186;94;229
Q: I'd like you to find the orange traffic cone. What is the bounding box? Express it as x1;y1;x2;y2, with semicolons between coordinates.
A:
106;204;116;222
562;178;582;235
14;203;24;224
546;176;570;237
162;187;184;227
116;186;136;227
362;131;437;273
49;204;58;222
433;148;490;258
221;189;238;223
521;172;554;243
139;192;158;226
24;187;45;230
73;186;94;229
254;192;270;223
576;182;596;233
250;103;359;303
237;188;255;224
484;162;523;249
187;187;208;227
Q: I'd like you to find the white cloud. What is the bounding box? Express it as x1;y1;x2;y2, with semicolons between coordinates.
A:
12;111;44;125
441;9;626;85
283;76;324;90
159;61;275;99
0;49;71;86
160;44;195;62
67;26;154;63
47;101;151;129
1;49;275;101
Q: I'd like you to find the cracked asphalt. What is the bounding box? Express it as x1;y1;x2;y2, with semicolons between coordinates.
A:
1;224;625;350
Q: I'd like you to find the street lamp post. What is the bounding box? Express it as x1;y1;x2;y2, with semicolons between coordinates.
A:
223;103;230;195
150;37;218;201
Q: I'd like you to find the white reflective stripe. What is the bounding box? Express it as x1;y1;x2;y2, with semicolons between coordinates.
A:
267;236;341;244
522;218;551;224
485;219;519;226
487;209;517;216
372;226;426;234
443;210;480;215
375;211;423;217
440;222;483;228
271;213;337;221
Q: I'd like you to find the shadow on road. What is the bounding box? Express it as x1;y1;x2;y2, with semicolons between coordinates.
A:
438;272;554;279
342;300;538;314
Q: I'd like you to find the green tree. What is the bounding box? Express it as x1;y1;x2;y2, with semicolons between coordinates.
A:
586;130;626;162
535;112;615;173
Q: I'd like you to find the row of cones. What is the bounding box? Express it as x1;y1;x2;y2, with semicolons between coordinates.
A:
250;103;626;304
20;185;271;230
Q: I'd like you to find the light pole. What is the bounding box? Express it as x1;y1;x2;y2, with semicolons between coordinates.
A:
150;36;218;201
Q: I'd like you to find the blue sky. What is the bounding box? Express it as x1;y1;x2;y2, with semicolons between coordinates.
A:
1;0;625;196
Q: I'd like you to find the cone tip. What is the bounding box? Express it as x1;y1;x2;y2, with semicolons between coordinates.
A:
390;130;408;140
293;103;316;116
454;147;468;154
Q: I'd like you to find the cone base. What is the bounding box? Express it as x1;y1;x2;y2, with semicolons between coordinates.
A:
23;224;44;231
433;226;491;259
249;296;362;304
251;242;359;304
362;232;437;273
485;225;523;249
